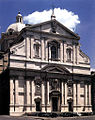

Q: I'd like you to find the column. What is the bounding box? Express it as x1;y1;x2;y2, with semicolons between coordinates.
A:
89;85;92;111
10;79;14;112
64;83;68;111
42;82;45;112
47;81;51;112
84;85;86;111
26;80;30;112
65;83;67;105
49;46;51;60
61;81;64;112
89;85;91;105
15;79;19;112
47;81;50;105
63;42;66;62
61;82;64;105
85;85;87;106
32;81;35;112
31;38;34;59
41;39;44;60
60;41;63;62
77;84;80;105
73;84;76;111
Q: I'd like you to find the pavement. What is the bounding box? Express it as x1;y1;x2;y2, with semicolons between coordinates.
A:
0;115;95;120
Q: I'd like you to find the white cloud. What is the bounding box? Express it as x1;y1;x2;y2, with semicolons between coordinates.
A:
90;68;95;72
23;8;80;31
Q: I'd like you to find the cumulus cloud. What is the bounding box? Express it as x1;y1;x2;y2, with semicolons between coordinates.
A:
23;8;80;31
90;68;95;72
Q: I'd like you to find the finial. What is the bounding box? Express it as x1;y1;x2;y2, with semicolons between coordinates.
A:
51;2;56;20
18;11;21;14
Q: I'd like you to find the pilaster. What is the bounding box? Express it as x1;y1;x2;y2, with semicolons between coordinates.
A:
61;81;64;112
89;85;92;111
89;85;91;105
60;41;63;62
65;83;67;105
73;84;76;112
10;79;14;112
25;37;30;59
41;39;44;60
77;84;80;106
47;81;51;112
31;37;34;59
26;80;31;112
63;42;66;63
32;81;35;112
73;44;76;64
15;79;19;112
85;85;87;106
76;45;79;64
45;41;48;61
42;82;45;112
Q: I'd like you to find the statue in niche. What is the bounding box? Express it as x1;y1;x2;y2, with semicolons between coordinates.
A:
68;87;72;96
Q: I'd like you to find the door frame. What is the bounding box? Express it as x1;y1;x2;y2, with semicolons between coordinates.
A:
67;98;73;112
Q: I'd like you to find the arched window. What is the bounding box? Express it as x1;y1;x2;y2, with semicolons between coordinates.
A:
51;45;57;60
8;28;14;35
67;48;72;61
48;40;59;61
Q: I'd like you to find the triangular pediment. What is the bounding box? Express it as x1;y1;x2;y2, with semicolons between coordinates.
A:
27;19;80;40
49;67;63;73
42;64;70;74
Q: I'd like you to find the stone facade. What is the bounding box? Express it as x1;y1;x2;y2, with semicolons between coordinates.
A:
0;12;92;116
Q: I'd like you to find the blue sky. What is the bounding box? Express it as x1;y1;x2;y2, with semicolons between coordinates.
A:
0;0;95;69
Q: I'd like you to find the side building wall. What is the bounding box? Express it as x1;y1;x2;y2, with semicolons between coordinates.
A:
91;72;95;113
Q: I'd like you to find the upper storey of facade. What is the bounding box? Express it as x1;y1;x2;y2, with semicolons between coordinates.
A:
0;12;90;75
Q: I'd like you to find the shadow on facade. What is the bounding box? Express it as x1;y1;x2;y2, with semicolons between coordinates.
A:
0;69;10;115
91;72;95;113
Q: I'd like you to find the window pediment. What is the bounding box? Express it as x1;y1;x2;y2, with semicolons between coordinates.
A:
42;64;70;74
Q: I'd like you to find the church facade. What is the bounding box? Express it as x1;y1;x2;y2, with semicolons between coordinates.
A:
0;12;92;116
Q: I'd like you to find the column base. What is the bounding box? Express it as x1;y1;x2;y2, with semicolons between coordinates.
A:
61;105;68;112
73;105;92;112
47;104;51;112
42;105;45;112
32;104;36;112
10;111;25;116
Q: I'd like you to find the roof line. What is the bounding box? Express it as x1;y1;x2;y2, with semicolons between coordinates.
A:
25;19;80;39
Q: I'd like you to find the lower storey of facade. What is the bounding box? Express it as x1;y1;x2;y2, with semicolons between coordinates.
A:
0;68;92;116
10;77;92;116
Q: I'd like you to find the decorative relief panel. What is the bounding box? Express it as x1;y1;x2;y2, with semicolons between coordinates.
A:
34;76;42;96
50;79;60;91
67;79;73;96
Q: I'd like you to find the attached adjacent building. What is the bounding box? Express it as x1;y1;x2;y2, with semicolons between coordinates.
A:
0;12;92;116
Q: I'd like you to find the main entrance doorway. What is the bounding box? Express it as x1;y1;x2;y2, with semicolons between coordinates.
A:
35;98;41;112
52;97;58;111
68;101;73;112
36;101;41;111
